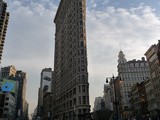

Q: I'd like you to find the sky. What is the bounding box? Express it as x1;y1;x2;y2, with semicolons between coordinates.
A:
2;0;160;116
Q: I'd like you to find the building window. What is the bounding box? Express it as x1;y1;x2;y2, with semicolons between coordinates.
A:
82;85;85;92
82;75;85;82
79;109;81;114
81;57;84;63
81;66;85;71
80;34;83;39
69;90;72;97
83;109;87;114
81;49;84;55
79;2;82;7
80;42;84;47
4;108;8;111
67;101;69;108
70;100;72;108
5;103;8;106
73;88;76;94
63;103;66;109
80;27;83;32
79;8;82;12
79;85;81;93
66;93;69;98
6;98;9;100
79;75;81;82
87;96;89;104
83;96;86;104
73;98;76;105
79;96;81;104
80;21;83;26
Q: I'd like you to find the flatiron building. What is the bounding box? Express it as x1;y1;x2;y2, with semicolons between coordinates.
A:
52;0;90;119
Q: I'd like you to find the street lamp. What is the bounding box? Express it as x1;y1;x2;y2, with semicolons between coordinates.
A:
106;75;122;120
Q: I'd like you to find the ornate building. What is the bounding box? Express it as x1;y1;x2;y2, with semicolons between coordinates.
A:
52;0;90;119
145;43;160;116
117;51;150;118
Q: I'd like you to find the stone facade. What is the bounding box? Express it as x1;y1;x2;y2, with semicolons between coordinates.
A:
130;82;148;116
43;92;52;120
144;79;155;115
52;0;90;119
145;44;160;116
117;51;150;118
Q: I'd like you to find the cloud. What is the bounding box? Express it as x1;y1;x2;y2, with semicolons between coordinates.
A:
87;5;160;111
87;0;110;10
2;0;58;114
2;0;160;114
3;0;57;64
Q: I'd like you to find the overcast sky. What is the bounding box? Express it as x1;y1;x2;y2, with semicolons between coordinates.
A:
2;0;160;116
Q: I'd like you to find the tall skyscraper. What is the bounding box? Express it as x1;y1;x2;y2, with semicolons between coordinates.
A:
1;65;27;119
0;0;9;63
24;100;29;120
15;70;27;119
1;66;28;119
117;51;150;118
52;0;90;119
0;65;17;119
37;68;53;118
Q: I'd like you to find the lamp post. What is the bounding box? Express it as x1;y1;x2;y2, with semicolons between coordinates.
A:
106;75;122;120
